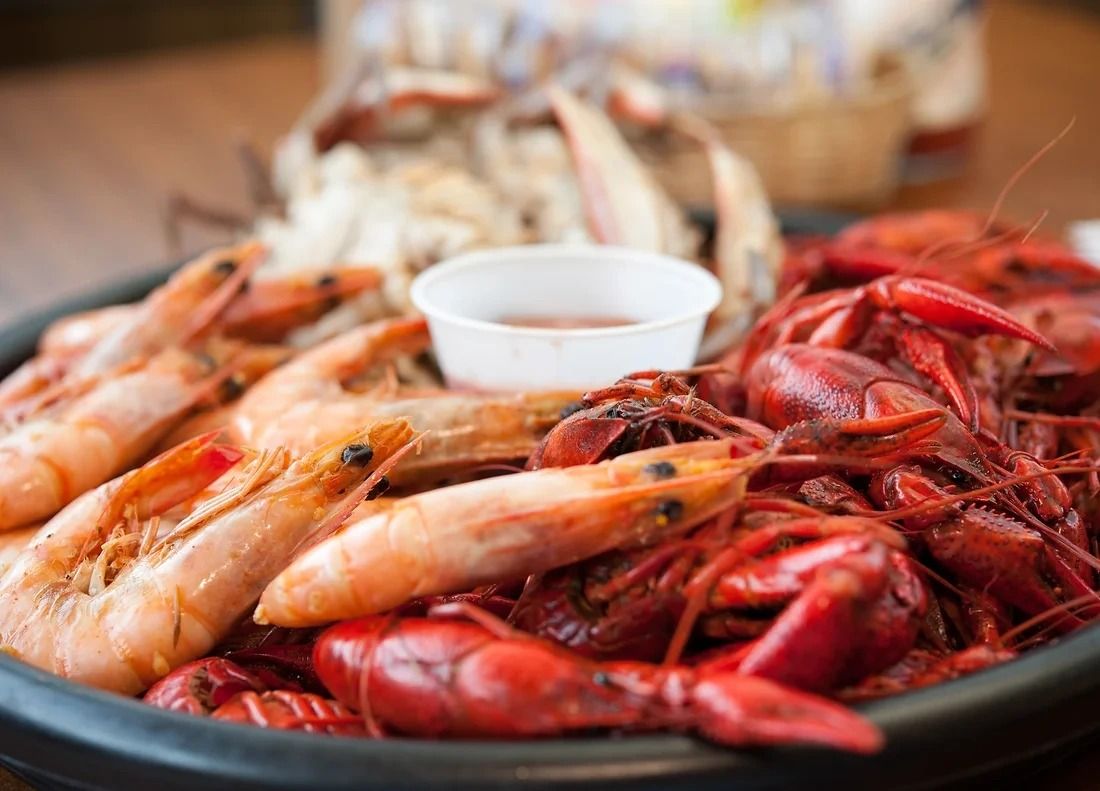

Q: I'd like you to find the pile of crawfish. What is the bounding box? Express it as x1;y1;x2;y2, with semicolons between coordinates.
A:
4;210;1100;756
147;210;1100;750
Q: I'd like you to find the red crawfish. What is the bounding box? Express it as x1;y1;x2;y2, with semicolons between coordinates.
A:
526;370;772;470
530;368;949;478
211;691;366;736
513;514;926;692
733;272;1053;433
312;605;883;753
144;658;272;716
840;646;1015;703
745;343;1100;624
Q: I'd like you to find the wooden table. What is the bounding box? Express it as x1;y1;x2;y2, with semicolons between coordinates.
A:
893;0;1100;233
0;37;318;326
0;1;1099;788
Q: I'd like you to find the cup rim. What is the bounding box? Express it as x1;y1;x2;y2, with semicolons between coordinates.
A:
409;243;724;339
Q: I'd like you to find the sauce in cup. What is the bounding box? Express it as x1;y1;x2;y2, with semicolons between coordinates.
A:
497;315;635;330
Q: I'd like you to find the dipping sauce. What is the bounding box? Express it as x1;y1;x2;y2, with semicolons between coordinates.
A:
497;315;635;330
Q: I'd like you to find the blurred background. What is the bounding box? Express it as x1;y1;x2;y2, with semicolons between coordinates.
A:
0;0;1097;324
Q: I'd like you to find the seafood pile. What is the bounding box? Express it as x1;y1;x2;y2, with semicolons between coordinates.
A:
1;205;1099;757
174;72;780;355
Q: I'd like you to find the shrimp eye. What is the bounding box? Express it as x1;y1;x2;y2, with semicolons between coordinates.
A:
365;476;390;501
316;273;339;288
341;443;374;466
643;461;677;480
654;500;684;525
213;259;237;276
221;374;246;400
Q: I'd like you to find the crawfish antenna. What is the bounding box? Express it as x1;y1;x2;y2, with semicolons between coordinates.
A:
981;117;1075;239
913;117;1075;268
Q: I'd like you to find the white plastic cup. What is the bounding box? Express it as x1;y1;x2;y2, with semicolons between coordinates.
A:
409;244;723;391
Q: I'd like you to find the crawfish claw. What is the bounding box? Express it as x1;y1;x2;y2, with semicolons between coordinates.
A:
691;674;884;754
867;276;1056;351
774;408;947;458
898;326;980;432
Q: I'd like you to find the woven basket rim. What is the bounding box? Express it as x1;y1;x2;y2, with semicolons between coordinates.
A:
677;67;913;122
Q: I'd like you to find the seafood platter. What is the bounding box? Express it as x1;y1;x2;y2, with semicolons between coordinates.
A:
2;64;1100;790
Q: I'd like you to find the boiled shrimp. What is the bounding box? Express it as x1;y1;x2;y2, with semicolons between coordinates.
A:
70;242;265;378
218;266;384;344
0;348;230;531
149;343;293;454
0;420;415;694
231;316;577;483
0;243;263;423
0;525;37;579
231;316;431;447
38;304;136;360
257;439;748;626
366;391;578;485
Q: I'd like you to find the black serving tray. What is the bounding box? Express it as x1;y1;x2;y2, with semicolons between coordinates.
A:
1;219;1098;790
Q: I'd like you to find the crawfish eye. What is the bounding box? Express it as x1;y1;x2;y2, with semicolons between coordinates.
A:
592;671;610;686
654;500;684;525
365;476;390;501
559;402;585;420
213;259;237;276
947;468;968;485
341;443;374;466
643;461;677;480
316;273;338;288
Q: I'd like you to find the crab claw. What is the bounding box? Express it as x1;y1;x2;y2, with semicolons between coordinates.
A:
548;84;688;252
689;673;884;753
865;276;1056;351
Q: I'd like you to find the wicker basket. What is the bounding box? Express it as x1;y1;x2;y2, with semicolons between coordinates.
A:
639;62;915;210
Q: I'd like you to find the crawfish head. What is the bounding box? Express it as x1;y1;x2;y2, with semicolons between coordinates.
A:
510;559;685;662
924;508;1077;624
526;404;632;469
747;344;992;483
